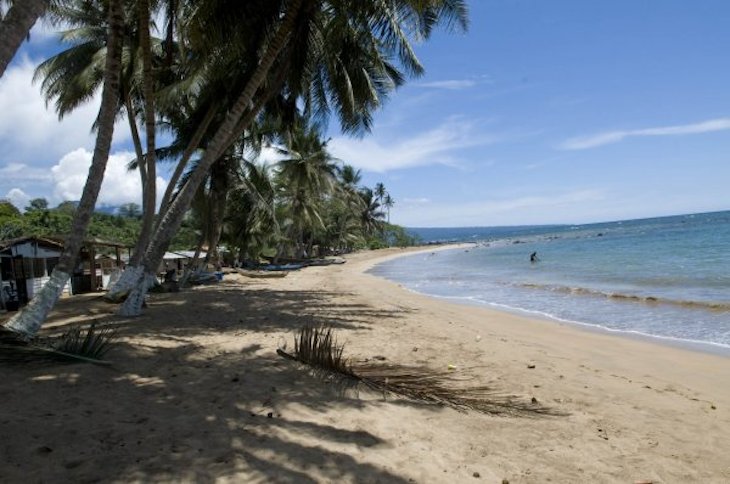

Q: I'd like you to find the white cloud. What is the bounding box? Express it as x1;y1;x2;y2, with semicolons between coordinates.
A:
51;148;168;207
0;57;131;166
253;145;288;165
394;190;606;227
416;80;477;90
0;162;51;181
559;118;730;150
402;197;430;204
28;16;63;43
5;188;30;210
415;75;492;91
329;117;499;172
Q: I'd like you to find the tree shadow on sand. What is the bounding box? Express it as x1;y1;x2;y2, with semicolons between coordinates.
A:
1;341;412;482
0;284;418;482
0;279;556;482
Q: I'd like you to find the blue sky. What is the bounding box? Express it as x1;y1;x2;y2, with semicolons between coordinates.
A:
1;0;729;227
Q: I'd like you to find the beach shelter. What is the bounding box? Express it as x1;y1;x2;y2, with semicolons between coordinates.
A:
0;236;131;311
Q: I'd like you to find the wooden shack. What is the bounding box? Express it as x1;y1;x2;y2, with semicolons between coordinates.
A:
0;236;130;310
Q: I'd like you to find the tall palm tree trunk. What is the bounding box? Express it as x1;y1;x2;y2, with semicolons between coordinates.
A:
134;0;157;265
118;0;304;317
4;0;125;339
202;194;227;267
0;0;49;78
107;0;157;298
202;158;231;266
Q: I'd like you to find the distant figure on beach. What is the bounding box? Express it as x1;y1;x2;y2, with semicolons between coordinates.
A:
530;251;539;263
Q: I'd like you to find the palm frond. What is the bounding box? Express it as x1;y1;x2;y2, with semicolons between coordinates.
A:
54;323;116;361
278;325;562;417
0;324;115;366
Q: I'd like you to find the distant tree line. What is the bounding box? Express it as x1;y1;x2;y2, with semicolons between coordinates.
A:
0;198;197;250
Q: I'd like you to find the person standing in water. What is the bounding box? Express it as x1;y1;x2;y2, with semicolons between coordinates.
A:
530;251;539;263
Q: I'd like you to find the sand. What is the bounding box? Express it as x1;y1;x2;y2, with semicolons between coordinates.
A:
1;246;729;483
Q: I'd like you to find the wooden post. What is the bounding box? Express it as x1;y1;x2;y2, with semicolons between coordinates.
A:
88;243;96;291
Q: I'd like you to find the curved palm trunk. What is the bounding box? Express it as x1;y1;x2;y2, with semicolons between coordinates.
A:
156;104;216;221
104;95;146;301
134;0;157;266
202;199;226;267
118;0;304;317
4;0;125;339
0;0;49;78
125;95;147;184
202;160;230;266
179;231;205;286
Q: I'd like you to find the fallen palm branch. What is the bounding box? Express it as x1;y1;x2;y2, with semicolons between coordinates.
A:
0;323;116;366
277;324;561;417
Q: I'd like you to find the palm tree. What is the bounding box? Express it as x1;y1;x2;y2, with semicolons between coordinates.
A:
223;161;277;263
275;124;338;258
374;182;386;205
0;0;50;78
383;193;394;223
119;0;468;316
359;187;385;239
34;0;163;270
5;0;126;339
134;0;159;271
200;152;240;266
319;163;366;253
339;164;362;188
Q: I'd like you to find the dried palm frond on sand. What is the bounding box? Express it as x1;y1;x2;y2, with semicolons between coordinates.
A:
0;323;116;365
277;324;562;417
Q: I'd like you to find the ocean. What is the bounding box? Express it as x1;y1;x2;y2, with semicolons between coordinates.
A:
369;210;730;353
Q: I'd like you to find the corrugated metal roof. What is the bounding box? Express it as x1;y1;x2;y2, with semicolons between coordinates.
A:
0;235;131;251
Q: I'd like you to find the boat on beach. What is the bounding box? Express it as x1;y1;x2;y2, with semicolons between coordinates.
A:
260;263;305;271
235;269;289;278
261;256;347;267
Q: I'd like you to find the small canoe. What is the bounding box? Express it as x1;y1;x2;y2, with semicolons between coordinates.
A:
236;269;289;278
260;263;305;271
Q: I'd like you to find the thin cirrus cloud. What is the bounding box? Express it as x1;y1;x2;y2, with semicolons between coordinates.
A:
0;162;52;181
559;118;730;150
329;117;499;172
394;190;607;227
415;79;477;90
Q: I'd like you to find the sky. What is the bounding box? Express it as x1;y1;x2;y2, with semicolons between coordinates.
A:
1;0;729;227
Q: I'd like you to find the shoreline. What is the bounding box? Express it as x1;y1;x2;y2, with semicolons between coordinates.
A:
368;244;730;358
1;245;729;482
346;248;730;394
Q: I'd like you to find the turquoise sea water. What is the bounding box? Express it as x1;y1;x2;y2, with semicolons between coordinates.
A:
370;211;730;353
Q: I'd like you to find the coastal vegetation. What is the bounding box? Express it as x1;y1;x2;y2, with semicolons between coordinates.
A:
1;0;462;336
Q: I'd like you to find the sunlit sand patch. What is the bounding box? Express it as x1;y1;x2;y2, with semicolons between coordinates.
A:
31;372;81;383
115;373;166;387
